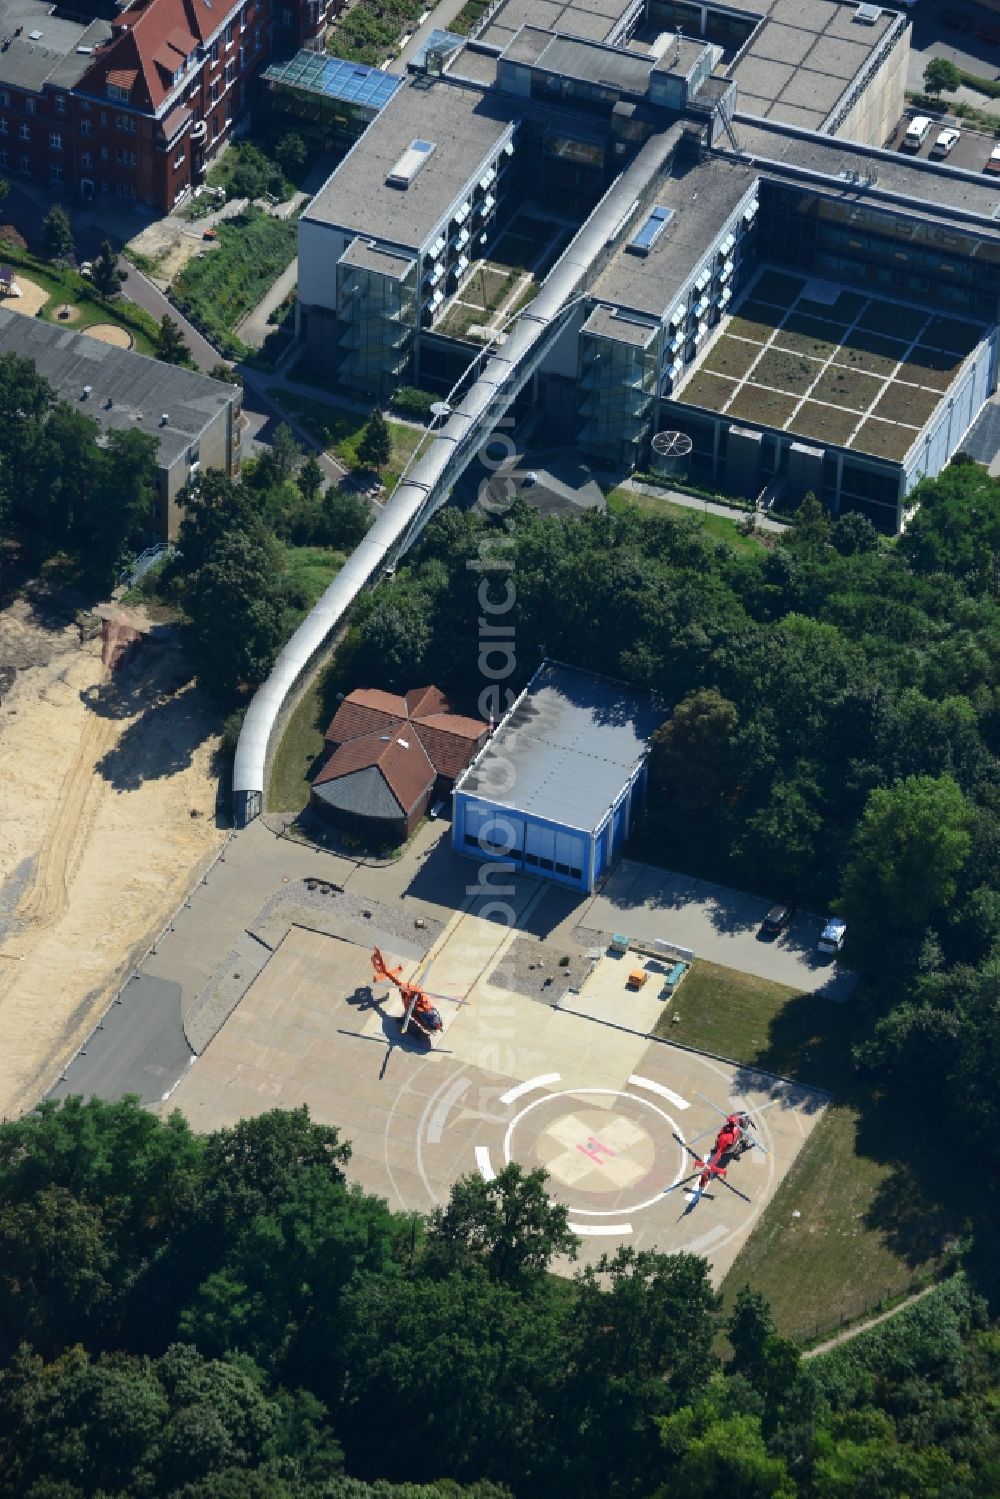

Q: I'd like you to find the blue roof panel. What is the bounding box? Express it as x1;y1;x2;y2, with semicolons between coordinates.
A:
264;51;403;113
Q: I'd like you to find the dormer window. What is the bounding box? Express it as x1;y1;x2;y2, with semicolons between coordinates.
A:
107;82;130;102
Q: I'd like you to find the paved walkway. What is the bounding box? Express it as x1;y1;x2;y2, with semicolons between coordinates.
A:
391;0;473;72
803;1284;938;1359
609;477;789;533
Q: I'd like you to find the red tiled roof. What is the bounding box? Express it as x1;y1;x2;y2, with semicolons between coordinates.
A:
80;0;244;113
405;685;449;718
413;720;488;781
322;685;487;780
324;699;402;747
313;731;435;813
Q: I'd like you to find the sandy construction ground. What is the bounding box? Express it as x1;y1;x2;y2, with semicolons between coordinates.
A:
0;276;49;317
0;593;225;1116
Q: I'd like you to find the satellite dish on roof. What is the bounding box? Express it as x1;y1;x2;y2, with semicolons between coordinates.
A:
430;400;451;422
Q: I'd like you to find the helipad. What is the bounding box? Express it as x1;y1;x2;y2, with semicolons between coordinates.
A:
163;918;827;1280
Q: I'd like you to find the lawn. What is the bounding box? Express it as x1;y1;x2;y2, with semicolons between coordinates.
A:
727;384;799;427
280;544;347;617
702;335;762;381
0;240;160;353
606;486;763;554
751;347;824;396
855;300;927;342
871;381;939;427
786;400;859;447
810;366;883;412
172;209;298;355
328;0;425;63
680;370;738;412
269;388;423;491
268;672;330;814
851;416;919;462
832;332;908;379
651;958;939;1342
772;320;842;363
899;345;962;392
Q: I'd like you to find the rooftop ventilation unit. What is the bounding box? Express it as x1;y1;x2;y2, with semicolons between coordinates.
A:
160;413;169;425
853;3;881;23
81;384;92;399
397;737;410;748
626;204;674;256
387;138;436;189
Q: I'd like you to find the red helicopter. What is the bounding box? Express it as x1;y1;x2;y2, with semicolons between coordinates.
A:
667;1092;776;1210
370;945;448;1041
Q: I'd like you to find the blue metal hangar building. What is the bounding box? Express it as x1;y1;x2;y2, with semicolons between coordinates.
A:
452;662;661;894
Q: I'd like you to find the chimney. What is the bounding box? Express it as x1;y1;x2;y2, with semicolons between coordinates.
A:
81;384;92;399
160;412;169;425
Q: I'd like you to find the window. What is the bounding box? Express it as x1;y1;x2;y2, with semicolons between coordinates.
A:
210;80;218;103
25;98;35;115
81;151;93;168
282;8;292;24
0;91;8;107
254;25;261;45
49;132;62;150
174;149;184;168
54;95;65;114
225;20;234;44
100;111;108;125
80;119;92;136
0;118;6;135
0;151;7;168
106;82;130;102
80;98;90;111
226;98;233;122
238;45;245;67
20;156;30;175
210;40;219;62
18;123;29;141
50;163;63;184
114;113;122;128
100;144;109;160
225;60;235;84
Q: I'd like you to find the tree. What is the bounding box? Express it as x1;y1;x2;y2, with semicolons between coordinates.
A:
357;407;391;472
185;522;285;701
650;688;743;811
831;510;881;556
899;463;1000;586
424;1163;578;1283
85;427;158;585
298;451;323;503
274;131;307;181
91;237;125;298
42;203;74;261
229;145;282;203
320;486;371;549
264;421;301;485
923;58;961;96
841;775;972;952
157;312;190;366
788;491;831;550
209;361;242;387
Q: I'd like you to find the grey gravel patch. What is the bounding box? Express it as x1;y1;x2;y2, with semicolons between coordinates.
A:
0;854;34;943
184;932;273;1055
489;934;594;1006
185;880;444;1053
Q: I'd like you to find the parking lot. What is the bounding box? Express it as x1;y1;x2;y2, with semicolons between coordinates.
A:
887;115;999;172
567;859;858;1001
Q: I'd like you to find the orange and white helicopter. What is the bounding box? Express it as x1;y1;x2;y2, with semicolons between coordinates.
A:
337;948;469;1070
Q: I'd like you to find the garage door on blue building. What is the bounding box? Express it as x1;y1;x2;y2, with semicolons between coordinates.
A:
459;799;589;889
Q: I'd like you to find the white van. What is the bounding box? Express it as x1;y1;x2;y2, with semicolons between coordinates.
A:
817;918;847;955
901;116;933;152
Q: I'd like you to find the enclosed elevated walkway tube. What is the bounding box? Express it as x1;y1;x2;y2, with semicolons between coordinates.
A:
233;123;682;826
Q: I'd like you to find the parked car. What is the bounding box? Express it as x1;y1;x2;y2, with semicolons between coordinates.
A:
760;904;791;937
817;918;847;955
985;145;1000;175
901;116;933;152
931;127;961;158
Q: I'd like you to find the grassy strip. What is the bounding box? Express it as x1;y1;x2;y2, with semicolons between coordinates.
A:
606;486;763;554
449;0;490;34
657;956;940;1341
268;387;423;491
268;672;329;814
957;68;1000;100
171;209;297;358
0;240;161;354
328;0;425;64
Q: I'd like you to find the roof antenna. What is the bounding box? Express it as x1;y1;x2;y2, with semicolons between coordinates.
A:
675;26;682;66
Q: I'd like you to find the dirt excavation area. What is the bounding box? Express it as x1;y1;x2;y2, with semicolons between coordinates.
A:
0;589;225;1117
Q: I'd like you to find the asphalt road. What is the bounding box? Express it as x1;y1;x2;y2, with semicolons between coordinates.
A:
49;974;192;1107
907;2;1000;92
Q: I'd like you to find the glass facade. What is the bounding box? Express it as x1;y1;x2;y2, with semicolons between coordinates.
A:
335;256;418;398
756;182;1000;316
577;329;657;468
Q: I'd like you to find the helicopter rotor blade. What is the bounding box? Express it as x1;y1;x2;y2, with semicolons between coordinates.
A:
695;1091;732;1120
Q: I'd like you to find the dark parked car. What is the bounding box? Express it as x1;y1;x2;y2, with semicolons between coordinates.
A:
760;904;791;937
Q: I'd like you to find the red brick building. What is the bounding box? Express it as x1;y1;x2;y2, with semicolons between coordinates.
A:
311;687;488;843
0;0;334;213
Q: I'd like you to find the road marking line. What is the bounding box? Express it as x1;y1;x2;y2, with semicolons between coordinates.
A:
628;1074;690;1109
427;1076;470;1144
475;1145;496;1181
688;1223;727;1252
499;1072;561;1106
570;1221;633;1236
